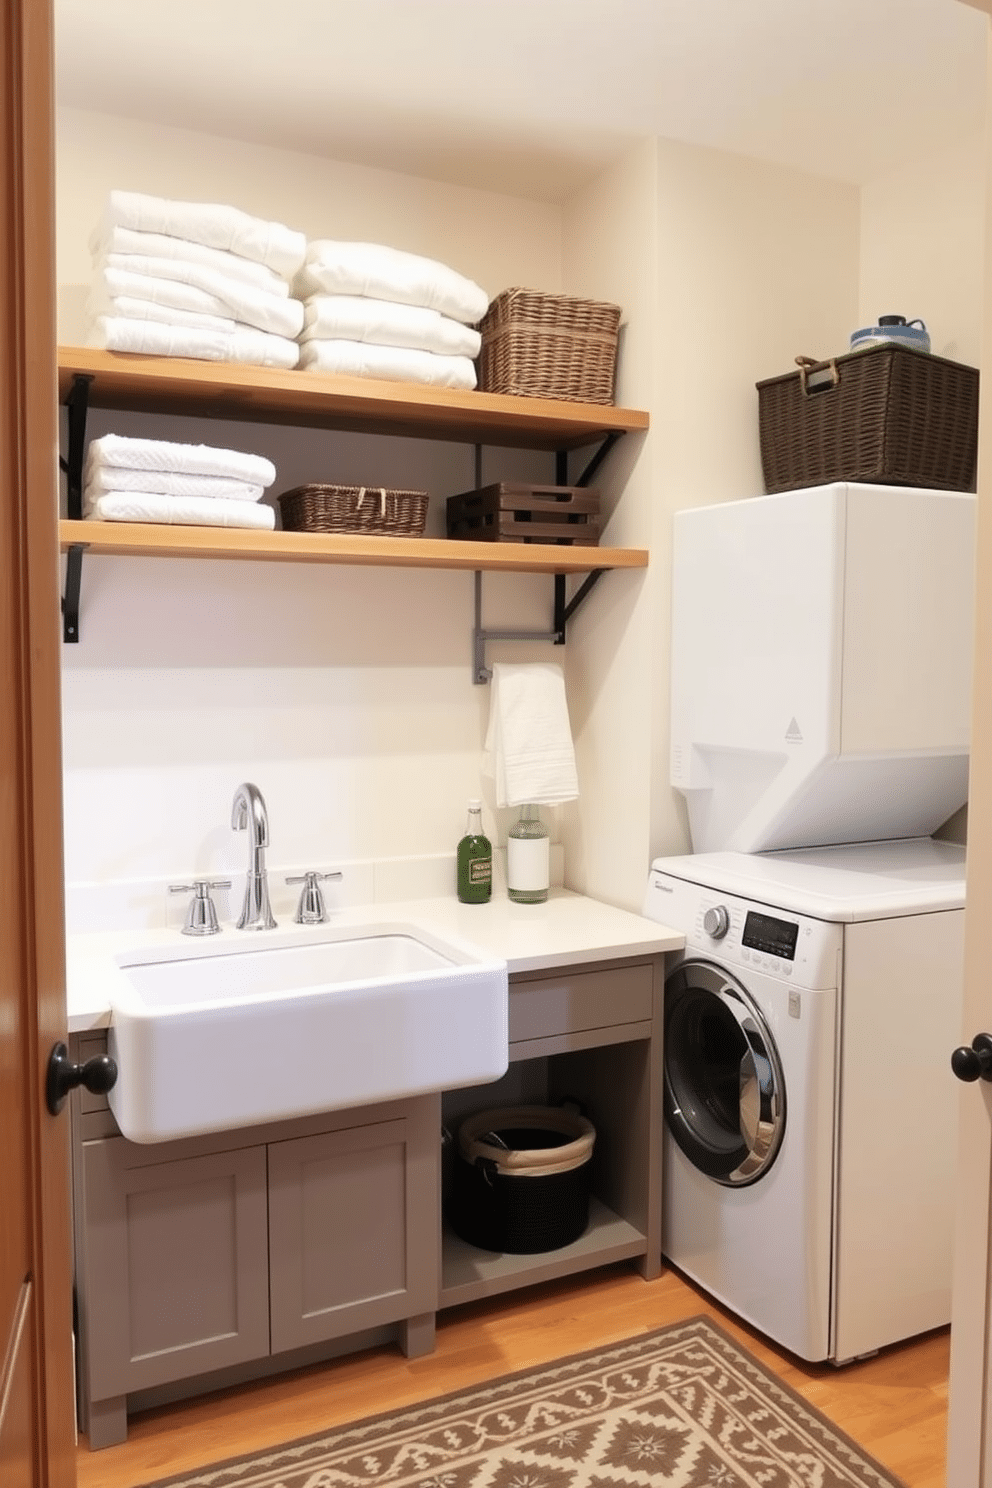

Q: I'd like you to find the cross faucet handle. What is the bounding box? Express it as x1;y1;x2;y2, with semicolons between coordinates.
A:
285;870;343;924
168;879;232;937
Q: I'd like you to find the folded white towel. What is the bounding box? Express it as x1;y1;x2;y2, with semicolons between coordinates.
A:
86;287;239;334
86;314;300;371
95;190;306;278
97;254;303;338
483;662;579;808
84;469;266;506
87;434;276;486
97;264;242;319
300;294;481;358
92;225;291;296
298;338;476;389
86;493;276;530
296;241;489;325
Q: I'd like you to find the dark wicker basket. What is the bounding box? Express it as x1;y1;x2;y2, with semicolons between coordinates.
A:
477;288;621;405
448;1105;595;1255
278;484;429;536
756;346;979;494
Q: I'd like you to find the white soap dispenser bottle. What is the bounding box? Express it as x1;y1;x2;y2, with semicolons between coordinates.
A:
507;805;550;904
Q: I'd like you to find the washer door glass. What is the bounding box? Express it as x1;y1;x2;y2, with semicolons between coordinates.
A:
664;959;786;1187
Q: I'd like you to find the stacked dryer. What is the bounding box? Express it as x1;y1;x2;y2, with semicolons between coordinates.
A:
642;481;975;1362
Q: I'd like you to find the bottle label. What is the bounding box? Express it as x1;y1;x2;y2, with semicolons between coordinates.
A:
469;857;492;885
508;837;550;892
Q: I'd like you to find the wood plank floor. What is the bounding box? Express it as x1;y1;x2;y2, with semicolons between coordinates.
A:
75;1262;950;1488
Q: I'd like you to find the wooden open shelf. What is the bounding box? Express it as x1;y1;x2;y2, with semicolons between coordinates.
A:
58;346;650;451
58;519;647;575
57;346;650;646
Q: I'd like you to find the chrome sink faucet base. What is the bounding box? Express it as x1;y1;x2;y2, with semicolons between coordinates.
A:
231;782;276;930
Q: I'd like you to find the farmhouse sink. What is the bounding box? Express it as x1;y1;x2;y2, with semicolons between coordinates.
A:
107;922;508;1143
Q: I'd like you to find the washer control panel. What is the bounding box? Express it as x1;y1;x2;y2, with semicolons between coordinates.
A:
642;872;842;990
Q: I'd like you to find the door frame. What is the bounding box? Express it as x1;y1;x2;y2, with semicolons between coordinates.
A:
2;0;77;1482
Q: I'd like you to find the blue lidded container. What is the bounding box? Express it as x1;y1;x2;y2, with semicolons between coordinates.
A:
849;314;930;355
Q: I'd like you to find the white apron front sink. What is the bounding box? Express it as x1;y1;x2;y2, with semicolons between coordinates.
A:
107;922;508;1143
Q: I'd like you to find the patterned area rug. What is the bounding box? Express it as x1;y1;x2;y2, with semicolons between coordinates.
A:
141;1316;906;1488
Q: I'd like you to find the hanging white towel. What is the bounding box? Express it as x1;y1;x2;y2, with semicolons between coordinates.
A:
296;241;489;325
94;190;306;278
483;663;579;808
86;493;276;530
86;434;276;486
300;295;481;358
86;315;300;371
92;225;292;295
298;338;476;389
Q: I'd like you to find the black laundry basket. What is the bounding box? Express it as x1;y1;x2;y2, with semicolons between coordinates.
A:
449;1104;596;1254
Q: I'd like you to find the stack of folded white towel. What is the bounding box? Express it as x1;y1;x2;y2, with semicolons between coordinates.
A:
83;433;277;531
84;190;307;370
293;241;490;390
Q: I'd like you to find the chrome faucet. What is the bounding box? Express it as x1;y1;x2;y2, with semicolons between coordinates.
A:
231;782;276;930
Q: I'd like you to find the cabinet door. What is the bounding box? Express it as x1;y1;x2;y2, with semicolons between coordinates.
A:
79;1138;270;1401
268;1116;435;1354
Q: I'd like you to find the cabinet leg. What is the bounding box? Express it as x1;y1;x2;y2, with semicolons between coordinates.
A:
636;1250;663;1282
399;1311;436;1359
86;1394;128;1450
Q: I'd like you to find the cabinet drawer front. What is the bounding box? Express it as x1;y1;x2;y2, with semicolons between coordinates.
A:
268;1118;423;1354
81;1140;270;1399
509;963;653;1044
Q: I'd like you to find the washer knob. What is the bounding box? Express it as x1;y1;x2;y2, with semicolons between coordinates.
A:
703;904;730;939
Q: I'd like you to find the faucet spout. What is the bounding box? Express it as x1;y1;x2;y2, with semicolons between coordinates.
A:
231;782;276;930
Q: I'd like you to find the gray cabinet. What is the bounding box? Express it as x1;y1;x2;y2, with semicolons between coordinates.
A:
70;949;663;1449
69;1036;439;1450
439;954;664;1308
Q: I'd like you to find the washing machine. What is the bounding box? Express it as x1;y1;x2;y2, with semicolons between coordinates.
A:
642;835;966;1363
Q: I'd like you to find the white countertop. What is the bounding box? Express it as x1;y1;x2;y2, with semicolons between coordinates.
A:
66;888;683;1033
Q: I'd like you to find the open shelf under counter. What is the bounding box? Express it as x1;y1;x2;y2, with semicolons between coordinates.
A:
58;519;648;575
58;346;651;451
439;1197;647;1309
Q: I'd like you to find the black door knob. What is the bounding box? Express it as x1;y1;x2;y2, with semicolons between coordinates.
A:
951;1033;992;1083
46;1041;117;1115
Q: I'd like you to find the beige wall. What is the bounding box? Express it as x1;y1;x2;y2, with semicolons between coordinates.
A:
57;107;570;899
646;140;861;864
55;103;984;915
859;130;986;368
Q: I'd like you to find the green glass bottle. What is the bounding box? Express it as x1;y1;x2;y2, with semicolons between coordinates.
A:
507;804;550;904
457;799;492;904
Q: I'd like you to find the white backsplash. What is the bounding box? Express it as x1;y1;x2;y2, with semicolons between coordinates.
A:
65;846;565;935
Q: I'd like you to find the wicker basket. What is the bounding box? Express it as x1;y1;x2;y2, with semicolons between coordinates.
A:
278;484;429;536
477;288;621;405
756;346;979;494
448;1105;596;1255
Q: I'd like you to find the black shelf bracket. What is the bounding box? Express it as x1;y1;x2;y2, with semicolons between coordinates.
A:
472;567;605;684
470;430;622;682
60;373;93;643
61;544;87;644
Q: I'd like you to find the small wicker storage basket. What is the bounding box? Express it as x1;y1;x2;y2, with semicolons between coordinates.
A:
278;484;429;537
756;346;979;494
449;1104;596;1255
477;288;621;405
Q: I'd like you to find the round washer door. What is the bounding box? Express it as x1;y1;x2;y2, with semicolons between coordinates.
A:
664;958;786;1187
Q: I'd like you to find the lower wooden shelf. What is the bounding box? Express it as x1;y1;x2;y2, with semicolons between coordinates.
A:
439;1197;647;1308
59;519;648;576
